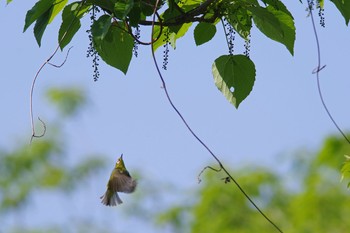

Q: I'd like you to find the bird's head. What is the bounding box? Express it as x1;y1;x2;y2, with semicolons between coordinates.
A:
115;154;127;172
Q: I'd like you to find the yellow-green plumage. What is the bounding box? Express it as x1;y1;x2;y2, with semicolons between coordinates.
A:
100;154;137;206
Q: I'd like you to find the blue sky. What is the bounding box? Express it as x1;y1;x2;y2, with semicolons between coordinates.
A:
1;1;350;232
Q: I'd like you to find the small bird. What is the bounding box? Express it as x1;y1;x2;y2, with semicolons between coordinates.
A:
100;154;137;206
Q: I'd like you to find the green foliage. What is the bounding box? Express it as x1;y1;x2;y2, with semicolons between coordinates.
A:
156;135;350;232
330;0;350;25
24;0;70;46
20;0;349;107
46;87;87;116
193;22;217;46
212;55;255;108
0;86;105;214
0;131;105;212
92;19;134;74
341;155;350;188
249;5;295;55
58;2;90;50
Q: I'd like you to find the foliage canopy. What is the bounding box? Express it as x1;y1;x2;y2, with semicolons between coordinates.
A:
16;0;350;108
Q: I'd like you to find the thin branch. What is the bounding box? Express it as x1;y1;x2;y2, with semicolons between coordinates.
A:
30;1;86;143
138;15;217;26
307;0;350;144
29;117;46;143
48;46;73;67
125;12;163;45
150;1;283;232
197;165;222;183
30;46;61;142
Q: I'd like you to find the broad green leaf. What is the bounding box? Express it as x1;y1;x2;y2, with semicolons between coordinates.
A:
113;0;134;19
194;22;216;46
58;2;90;50
48;0;68;23
330;0;350;25
92;21;134;74
24;0;55;32
34;8;52;46
250;6;295;55
212;55;256;108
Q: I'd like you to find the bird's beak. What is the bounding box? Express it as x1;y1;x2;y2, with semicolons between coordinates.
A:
120;153;123;159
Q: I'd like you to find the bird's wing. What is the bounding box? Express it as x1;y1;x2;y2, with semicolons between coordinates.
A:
111;173;137;193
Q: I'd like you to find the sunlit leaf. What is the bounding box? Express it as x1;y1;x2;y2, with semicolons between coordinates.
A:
49;0;68;23
58;2;90;50
24;0;55;32
113;0;134;19
250;6;295;55
212;55;255;108
330;0;350;25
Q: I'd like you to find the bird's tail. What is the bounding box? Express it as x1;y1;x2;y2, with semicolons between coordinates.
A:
100;190;123;206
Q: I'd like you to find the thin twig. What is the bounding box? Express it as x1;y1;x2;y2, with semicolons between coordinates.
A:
307;1;350;144
197;166;222;183
48;46;73;67
30;1;86;142
150;1;283;232
125;12;163;45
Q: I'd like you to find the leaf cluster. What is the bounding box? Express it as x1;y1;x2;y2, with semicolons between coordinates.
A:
15;0;350;107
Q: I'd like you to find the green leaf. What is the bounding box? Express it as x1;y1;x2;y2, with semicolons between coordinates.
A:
90;15;112;41
113;0;134;19
226;7;252;39
261;0;293;18
92;20;134;74
49;0;68;23
58;2;90;50
128;6;142;27
46;87;86;116
194;22;216;46
250;6;295;55
24;0;55;32
341;155;350;188
330;0;350;25
152;23;192;51
212;55;256;108
34;7;52;46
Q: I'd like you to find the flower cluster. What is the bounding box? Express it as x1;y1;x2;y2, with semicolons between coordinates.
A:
86;6;101;81
162;28;170;70
133;26;141;58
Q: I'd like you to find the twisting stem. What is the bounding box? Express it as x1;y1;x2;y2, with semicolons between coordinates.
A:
150;1;283;232
307;1;350;144
29;1;86;143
